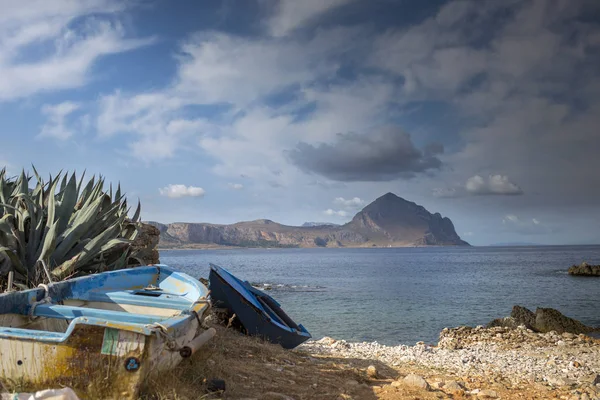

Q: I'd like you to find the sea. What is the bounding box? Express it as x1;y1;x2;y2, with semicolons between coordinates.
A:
160;246;600;346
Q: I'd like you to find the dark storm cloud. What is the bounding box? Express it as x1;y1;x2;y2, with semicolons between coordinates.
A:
287;126;443;181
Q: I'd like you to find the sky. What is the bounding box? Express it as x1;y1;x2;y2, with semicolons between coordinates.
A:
1;0;599;246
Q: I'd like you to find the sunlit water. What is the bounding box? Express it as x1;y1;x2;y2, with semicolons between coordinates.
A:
160;246;600;345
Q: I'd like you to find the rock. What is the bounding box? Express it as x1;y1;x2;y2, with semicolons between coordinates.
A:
345;380;359;387
568;262;600;276
593;375;600;385
511;305;537;330
403;374;430;391
391;380;402;387
317;337;336;346
477;389;498;398
131;222;160;265
547;376;575;387
431;381;444;390
444;380;464;395
366;365;378;379
487;305;536;330
488;305;596;334
206;379;226;392
535;307;594;334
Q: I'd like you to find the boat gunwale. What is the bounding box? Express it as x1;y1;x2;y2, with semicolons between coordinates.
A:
0;265;209;342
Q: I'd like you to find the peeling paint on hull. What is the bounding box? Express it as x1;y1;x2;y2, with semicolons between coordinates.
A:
0;265;211;399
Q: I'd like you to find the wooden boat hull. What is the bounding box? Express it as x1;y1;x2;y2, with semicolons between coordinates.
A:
209;264;311;349
0;265;213;399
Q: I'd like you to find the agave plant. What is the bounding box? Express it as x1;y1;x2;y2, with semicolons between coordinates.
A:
0;167;141;290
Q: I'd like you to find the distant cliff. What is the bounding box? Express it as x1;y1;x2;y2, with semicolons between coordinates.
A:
149;193;469;249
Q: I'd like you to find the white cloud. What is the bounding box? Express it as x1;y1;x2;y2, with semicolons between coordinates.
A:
502;214;555;235
39;101;80;140
0;2;154;101
333;197;365;209
323;209;348;217
159;184;206;199
266;0;354;37
173;30;349;106
228;183;244;190
432;187;459;198
465;175;523;196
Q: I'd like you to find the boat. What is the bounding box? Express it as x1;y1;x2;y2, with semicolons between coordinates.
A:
0;264;215;399
208;263;311;349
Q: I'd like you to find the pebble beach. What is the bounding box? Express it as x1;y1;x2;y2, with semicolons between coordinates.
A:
300;325;600;399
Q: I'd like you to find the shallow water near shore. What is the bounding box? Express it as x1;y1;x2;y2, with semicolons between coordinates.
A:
160;245;600;346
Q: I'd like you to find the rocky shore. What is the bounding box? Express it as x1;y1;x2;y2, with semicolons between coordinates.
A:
301;325;600;399
569;262;600;276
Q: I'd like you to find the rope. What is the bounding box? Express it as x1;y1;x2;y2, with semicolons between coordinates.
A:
28;297;52;320
146;322;179;351
28;284;53;320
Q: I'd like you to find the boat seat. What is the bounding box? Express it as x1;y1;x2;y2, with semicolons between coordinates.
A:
31;304;167;325
73;290;192;310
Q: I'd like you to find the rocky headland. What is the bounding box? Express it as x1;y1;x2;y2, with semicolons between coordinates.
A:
149;192;470;249
569;262;600;277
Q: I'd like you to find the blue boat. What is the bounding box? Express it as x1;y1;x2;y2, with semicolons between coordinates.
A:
208;263;311;349
0;265;215;399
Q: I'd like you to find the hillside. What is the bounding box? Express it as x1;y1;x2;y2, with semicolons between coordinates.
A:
149;193;469;249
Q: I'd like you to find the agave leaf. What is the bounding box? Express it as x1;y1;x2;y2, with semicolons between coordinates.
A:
55;173;77;234
112;247;131;270
53;195;105;261
37;220;59;264
131;200;141;223
0;214;18;249
76;170;85;193
115;183;121;202
63;238;91;261
31;165;42;183
75;218;124;267
59;172;68;194
0;246;27;276
76;175;95;210
50;254;81;280
121;223;137;241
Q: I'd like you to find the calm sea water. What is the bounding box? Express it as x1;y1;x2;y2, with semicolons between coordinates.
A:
160;246;600;346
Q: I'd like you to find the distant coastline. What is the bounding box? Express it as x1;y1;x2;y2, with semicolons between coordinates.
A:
152;192;470;249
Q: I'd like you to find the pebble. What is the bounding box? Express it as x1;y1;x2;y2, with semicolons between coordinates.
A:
477;389;498;398
444;380;464;395
403;374;430;390
366;365;378;378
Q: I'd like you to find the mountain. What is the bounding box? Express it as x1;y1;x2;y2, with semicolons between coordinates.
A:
489;242;544;247
301;222;340;227
149;193;469;249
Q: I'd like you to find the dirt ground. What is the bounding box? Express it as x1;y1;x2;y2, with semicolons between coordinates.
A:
142;325;578;400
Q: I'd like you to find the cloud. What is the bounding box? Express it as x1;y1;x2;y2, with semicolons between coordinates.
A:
0;2;154;101
228;183;244;190
39;102;80;140
323;209;348;217
159;184;206;199
502;214;554;235
434;174;523;197
266;0;354;37
465;175;523;196
333;197;365;209
432;187;460;198
288;126;443;181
